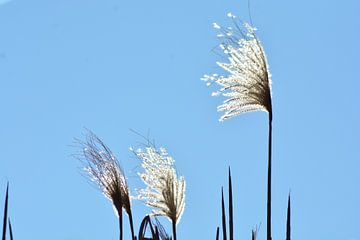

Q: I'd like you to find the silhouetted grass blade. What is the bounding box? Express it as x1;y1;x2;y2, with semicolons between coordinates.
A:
221;187;227;240
8;220;12;240
138;215;157;240
228;168;233;240
153;217;170;240
2;183;9;240
138;216;149;240
216;227;219;240
155;226;159;240
286;193;291;240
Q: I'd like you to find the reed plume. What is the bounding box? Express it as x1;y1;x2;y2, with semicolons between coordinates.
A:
133;146;185;240
202;13;273;240
77;130;135;240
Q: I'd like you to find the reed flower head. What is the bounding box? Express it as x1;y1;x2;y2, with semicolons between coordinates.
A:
202;13;272;122
134;146;185;225
78;131;131;217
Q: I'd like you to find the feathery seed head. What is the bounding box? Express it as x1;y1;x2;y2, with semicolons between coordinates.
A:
202;14;272;122
134;146;186;225
78;131;131;217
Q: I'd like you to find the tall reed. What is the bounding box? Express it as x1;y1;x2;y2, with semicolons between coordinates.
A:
202;13;273;240
133;145;186;240
76;131;135;240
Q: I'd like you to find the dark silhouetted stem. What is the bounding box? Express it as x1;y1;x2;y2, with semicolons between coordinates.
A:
8;220;13;240
172;219;177;240
216;227;220;240
119;211;123;240
2;183;9;240
128;210;135;240
228;168;233;240
267;117;272;240
221;188;227;240
154;226;160;240
286;193;291;240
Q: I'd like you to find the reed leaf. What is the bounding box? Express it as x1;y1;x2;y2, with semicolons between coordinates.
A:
286;193;291;240
2;183;9;240
138;215;157;240
221;188;227;240
152;217;171;240
8;220;12;240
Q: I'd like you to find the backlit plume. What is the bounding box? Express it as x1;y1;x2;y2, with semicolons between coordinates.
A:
134;146;186;225
79;131;131;217
202;13;272;121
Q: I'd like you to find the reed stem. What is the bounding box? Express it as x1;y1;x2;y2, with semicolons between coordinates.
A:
267;116;273;240
228;168;233;240
119;211;123;240
172;219;177;240
128;210;135;240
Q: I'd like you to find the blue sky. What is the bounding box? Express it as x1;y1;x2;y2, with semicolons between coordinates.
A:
0;0;359;239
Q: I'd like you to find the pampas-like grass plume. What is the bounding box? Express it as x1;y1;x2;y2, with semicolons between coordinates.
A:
134;146;185;240
202;13;272;122
77;131;134;240
202;13;274;240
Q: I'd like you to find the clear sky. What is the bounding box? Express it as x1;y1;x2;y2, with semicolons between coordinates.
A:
0;0;359;239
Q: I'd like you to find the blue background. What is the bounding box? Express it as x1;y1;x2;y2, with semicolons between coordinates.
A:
0;0;359;239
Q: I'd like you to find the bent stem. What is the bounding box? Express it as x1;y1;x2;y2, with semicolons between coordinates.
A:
267;115;273;240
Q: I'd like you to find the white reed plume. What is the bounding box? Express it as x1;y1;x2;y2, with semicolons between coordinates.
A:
202;13;272;122
202;13;274;240
134;146;185;240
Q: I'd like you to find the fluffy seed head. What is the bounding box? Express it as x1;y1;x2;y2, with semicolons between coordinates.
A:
202;14;273;122
77;131;131;217
134;146;185;225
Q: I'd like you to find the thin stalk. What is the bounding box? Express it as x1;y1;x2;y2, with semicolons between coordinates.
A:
221;188;227;240
267;116;272;240
128;210;135;240
119;211;123;240
286;193;291;240
216;227;220;240
138;215;149;240
2;183;9;240
172;219;177;240
8;220;13;240
228;168;233;240
154;226;160;240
